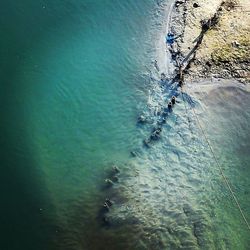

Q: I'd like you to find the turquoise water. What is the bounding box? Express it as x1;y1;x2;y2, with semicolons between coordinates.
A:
0;1;160;249
0;1;249;250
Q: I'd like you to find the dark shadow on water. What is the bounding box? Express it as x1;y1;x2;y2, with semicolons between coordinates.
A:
0;133;56;250
0;46;56;250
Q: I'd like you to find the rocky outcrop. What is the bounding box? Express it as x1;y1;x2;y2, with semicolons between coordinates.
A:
170;0;250;83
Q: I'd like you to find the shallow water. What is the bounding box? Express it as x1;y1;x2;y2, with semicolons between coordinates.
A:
0;0;249;249
103;80;250;250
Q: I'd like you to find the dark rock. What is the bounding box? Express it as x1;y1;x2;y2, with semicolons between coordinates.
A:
105;179;113;187
150;127;162;141
112;165;120;173
175;0;185;7
103;202;110;211
162;110;168;117
157;117;166;125
193;3;200;8
232;40;240;47
130;151;138;157
150;133;161;141
168;101;173;110
161;73;167;81
171;96;176;105
143;138;151;147
105;198;113;207
112;175;119;182
201;19;211;31
205;61;212;67
137;115;147;124
154;60;160;71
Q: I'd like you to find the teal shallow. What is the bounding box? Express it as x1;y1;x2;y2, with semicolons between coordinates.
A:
0;1;249;249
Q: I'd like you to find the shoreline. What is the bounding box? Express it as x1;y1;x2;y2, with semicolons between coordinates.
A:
168;0;250;84
90;1;250;248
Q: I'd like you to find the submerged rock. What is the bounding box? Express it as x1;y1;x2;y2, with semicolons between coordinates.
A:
168;101;173;110
138;115;147;124
112;175;119;183
130;151;138;157
143;138;151;147
150;127;162;141
112;165;120;174
105;178;114;187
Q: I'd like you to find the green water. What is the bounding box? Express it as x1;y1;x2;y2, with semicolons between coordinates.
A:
0;1;154;249
0;1;249;249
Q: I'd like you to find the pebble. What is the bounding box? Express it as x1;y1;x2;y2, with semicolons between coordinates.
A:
193;3;200;8
232;40;240;47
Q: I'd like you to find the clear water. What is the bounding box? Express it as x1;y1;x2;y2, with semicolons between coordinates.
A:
0;1;249;249
102;79;250;250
